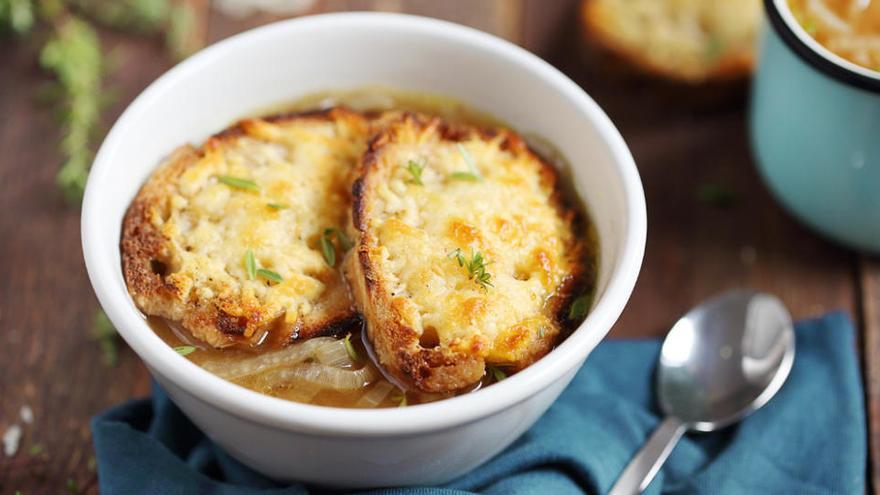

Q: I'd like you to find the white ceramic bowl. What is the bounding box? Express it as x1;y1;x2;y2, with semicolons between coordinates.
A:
82;12;646;488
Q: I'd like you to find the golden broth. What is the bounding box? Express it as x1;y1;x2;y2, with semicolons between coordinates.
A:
789;0;880;71
147;88;597;408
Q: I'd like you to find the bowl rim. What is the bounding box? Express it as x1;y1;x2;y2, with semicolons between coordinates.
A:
81;11;646;437
766;0;880;94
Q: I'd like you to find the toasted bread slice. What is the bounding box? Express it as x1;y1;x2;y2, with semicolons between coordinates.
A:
580;0;761;83
122;108;368;348
345;113;591;393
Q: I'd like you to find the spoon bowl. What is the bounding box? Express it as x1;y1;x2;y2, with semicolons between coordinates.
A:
659;290;795;430
610;290;795;494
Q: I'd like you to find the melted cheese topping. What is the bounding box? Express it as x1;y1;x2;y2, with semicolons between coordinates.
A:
367;122;579;366
151;115;366;341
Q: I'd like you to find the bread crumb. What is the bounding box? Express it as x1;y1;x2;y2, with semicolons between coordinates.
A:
20;405;33;424
3;424;22;457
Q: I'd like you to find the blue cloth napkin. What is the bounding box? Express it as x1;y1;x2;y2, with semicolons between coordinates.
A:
92;312;866;494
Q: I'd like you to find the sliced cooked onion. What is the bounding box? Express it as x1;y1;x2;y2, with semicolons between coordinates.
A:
262;363;376;390
203;337;338;379
807;0;851;32
355;381;396;408
313;339;353;367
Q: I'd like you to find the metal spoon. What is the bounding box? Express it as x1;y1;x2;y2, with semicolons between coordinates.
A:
609;290;795;494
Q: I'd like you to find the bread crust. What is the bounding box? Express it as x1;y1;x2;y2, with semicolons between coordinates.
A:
580;0;759;83
345;113;592;393
122;108;366;349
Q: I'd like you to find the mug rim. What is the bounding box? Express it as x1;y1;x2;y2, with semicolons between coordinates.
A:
766;0;880;94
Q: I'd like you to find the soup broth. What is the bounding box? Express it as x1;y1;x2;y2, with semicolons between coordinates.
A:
788;0;880;71
145;88;598;408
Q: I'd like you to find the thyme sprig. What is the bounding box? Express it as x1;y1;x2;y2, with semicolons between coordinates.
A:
449;248;493;289
41;15;104;202
0;0;202;203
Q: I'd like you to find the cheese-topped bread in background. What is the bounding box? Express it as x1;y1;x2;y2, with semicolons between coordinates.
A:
580;0;762;82
345;113;592;393
122;108;368;348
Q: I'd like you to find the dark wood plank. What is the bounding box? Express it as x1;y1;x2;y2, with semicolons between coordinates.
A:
0;16;207;495
0;1;869;493
860;257;880;493
207;0;522;43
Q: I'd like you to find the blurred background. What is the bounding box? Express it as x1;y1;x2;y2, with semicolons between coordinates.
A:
1;0;877;493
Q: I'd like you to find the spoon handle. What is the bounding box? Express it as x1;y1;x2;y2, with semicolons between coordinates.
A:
608;416;686;495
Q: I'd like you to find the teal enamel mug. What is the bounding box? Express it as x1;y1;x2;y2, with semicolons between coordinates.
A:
751;0;880;252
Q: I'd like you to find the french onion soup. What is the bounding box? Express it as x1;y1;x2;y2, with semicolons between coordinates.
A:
789;0;880;71
121;89;597;408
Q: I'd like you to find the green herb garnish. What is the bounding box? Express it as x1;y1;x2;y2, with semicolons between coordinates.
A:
488;365;507;382
256;268;283;283
245;249;257;280
66;478;78;494
449;248;493;289
449;171;480;182
267;202;289;210
398;394;408;407
29;443;44;457
343;334;360;362
705;34;723;61
320;228;353;266
568;295;590;321
696;183;739;208
405;159;425;185
90;309;118;367
451;143;482;181
174;345;196;356
218;175;259;191
320;232;336;266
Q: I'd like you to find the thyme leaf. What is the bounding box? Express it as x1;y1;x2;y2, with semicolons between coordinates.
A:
256;268;282;283
218;175;258;191
568;295;590;321
320;232;335;267
174;345;196;356
487;365;507;382
404;159;425;185
696;183;739;208
320;228;353;266
245;249;257;280
343;333;359;362
452;143;482;181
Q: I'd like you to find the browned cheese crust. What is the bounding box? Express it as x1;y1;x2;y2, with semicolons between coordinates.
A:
122;108;368;349
344;113;593;393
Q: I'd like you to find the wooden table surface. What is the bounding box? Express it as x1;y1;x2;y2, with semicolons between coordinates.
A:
1;0;878;493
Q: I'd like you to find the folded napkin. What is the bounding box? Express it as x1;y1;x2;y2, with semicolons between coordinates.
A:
92;312;866;494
